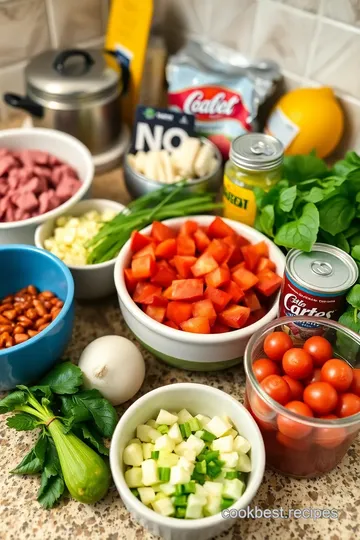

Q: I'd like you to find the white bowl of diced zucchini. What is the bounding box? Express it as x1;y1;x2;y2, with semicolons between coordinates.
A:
109;383;265;540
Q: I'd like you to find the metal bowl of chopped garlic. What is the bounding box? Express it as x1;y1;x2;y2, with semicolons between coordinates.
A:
124;137;223;199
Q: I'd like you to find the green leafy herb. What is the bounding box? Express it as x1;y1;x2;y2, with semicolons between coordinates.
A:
284;153;327;182
75;424;109;456
7;413;39;431
0;390;27;413
278;185;297;212
37;474;65;509
39;362;83;395
319;196;355;235
258;205;275;237
11;434;47;475
274;203;319;252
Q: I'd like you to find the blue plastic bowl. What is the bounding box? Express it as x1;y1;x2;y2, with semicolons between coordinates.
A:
0;245;74;390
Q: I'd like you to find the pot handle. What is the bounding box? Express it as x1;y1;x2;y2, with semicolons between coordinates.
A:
53;49;95;73
104;49;130;95
3;93;43;118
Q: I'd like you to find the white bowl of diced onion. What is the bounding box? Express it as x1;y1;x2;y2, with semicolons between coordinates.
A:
34;198;125;299
110;383;265;540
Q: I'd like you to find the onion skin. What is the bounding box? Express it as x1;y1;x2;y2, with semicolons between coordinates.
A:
48;420;110;504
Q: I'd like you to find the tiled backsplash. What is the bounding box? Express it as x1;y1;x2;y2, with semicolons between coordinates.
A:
1;0;360;153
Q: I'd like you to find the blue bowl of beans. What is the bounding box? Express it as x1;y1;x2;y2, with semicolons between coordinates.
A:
0;244;74;390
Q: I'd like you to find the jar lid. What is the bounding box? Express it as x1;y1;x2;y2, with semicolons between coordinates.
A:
230;133;284;171
286;243;359;294
25;49;120;105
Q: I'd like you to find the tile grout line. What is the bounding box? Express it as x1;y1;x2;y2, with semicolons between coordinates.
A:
303;0;325;78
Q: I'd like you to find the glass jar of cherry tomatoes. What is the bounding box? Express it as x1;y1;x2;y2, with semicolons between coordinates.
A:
244;316;360;478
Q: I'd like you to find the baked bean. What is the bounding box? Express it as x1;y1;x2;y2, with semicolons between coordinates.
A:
33;299;47;316
27;285;38;296
13;325;25;335
28;329;38;337
5;335;14;347
2;309;17;320
51;307;62;320
14;333;29;344
39;291;54;299
0;324;13;334
1;295;14;304
38;323;50;332
0;303;13;313
0;332;10;347
26;308;38;320
44;301;52;310
56;300;64;308
0;314;10;325
35;317;48;329
17;315;33;328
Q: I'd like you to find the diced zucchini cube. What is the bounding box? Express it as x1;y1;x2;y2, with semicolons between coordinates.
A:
170;465;191;485
206;416;232;438
204;495;221;516
152;497;175;516
123;443;144;467
183;449;197;462
222;415;234;427
185;494;204;519
194;482;207;500
212;435;234;453
177;409;193;423
174;441;190;456
142;443;155;460
222;478;245;500
195;430;205;439
236;453;252;472
152;483;162;492
203;481;223;497
125;467;143;488
233;435;251;454
178;456;195;475
137;424;161;442
156;409;178;425
138;487;156;505
159;482;176;496
141;459;159;486
157;451;179;468
168;423;183;444
219;452;239;469
154;434;175;453
195;414;211;428
128;438;141;445
224;428;238;439
154;492;167;501
146;419;158;428
186;434;205;456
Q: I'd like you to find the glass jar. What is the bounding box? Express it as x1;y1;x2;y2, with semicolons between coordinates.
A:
223;133;284;226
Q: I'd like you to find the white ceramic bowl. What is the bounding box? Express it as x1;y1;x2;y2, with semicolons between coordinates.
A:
0;127;94;245
110;383;265;540
114;216;286;371
35;198;125;299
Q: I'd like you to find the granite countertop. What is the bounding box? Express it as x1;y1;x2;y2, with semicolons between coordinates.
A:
0;119;359;540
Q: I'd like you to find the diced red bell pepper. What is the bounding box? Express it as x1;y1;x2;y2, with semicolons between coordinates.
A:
205;265;231;288
166;301;193;325
246;307;266;326
254;241;269;258
124;268;138;293
223;236;243;266
151;294;168;307
191;252;219;277
145;305;166;323
168;257;177;268
219;305;250;329
222;280;244;303
180;220;198;236
131;231;151;253
206;239;230;264
177;235;196;256
232;267;259;291
172;279;203;301
173;255;197;278
151;265;177;288
133;282;161;304
241;244;261;272
243;290;261;312
208;216;236;238
212;323;230;333
256;270;282;297
204;286;232;312
164;320;180;330
155;238;177;259
163;285;173;299
256;256;276;273
194;228;211;252
131;255;157;280
180;316;211;334
192;299;217;325
151;221;175;242
132;243;156;260
231;261;246;273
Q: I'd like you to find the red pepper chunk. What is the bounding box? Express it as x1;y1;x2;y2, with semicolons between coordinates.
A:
130;231;151;253
191;252;218;277
219;305;250;329
171;279;203;301
155;238;177;259
208;216;236;238
151;221;176;242
166;301;193;325
256;270;282;297
131;255;157;280
192;299;217;325
232;267;259;291
180;316;211;334
205;266;230;288
145;305;166;323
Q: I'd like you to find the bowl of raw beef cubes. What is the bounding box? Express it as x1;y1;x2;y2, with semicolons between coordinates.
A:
0;128;94;244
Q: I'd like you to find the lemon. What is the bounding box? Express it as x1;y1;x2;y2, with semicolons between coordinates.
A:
266;87;344;158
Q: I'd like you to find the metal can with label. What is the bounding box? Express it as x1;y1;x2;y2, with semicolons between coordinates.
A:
223;133;284;226
279;243;358;338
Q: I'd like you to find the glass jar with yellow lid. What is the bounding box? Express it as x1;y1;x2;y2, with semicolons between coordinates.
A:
223;133;284;226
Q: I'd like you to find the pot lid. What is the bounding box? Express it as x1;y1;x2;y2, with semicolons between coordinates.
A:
25;48;121;103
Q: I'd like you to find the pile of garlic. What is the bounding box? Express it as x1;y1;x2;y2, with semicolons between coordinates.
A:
127;137;218;184
44;209;116;266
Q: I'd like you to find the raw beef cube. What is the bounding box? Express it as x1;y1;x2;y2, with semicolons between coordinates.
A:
56;177;78;201
46;189;61;211
18;167;34;185
16;192;38;212
32;150;49;165
51;166;65;186
19;150;34;167
24;176;47;194
34;166;52;179
0;184;7;196
5;205;15;222
14;208;30;221
0;195;10;218
0;155;16;176
8;174;19;190
48;154;61;166
0;149;10;158
38;191;50;214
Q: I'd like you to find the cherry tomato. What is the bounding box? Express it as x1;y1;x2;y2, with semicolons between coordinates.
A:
336;393;360;418
305;368;322;385
320;359;353;392
277;401;313;439
260;374;291;405
253;358;280;382
303;336;333;367
276;431;311;451
303;382;338;415
282;375;304;401
263;331;293;362
314;414;347;449
282;348;313;380
350;368;360;397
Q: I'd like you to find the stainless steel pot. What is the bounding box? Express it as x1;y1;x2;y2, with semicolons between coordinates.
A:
4;48;126;156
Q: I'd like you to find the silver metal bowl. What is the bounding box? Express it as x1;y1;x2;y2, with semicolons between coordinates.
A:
123;137;223;198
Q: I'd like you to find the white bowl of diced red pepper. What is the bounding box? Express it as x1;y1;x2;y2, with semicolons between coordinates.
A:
0;127;94;245
114;216;286;371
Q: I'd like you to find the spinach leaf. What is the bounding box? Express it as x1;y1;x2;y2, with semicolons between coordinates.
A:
274;203;319;252
319;196;355;235
284;153;327;183
300;186;324;203
37;473;65;509
346;168;360;196
60;396;92;424
334;233;350;254
351;245;360;261
344;224;360;239
7;413;39;431
253;187;266;209
11;434;47;475
278;186;297;213
259;205;275;237
346;284;360;310
350;234;360;247
43;438;61;479
75;424;109;456
29;385;52;399
40;362;83;395
71;390;117;438
0;390;27;413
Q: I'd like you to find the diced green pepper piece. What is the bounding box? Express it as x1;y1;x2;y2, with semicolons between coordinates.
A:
175;485;183;496
225;471;238;480
157;424;169;434
179;422;192;439
221;498;234;510
204;451;219;463
214;459;225;467
173;495;188;507
182;481;196;494
158;467;171;482
207;462;222;478
151;451;159;460
200;430;216;442
175;507;186;518
130;488;140;498
188;417;202;432
191;471;205;485
195;460;207;474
